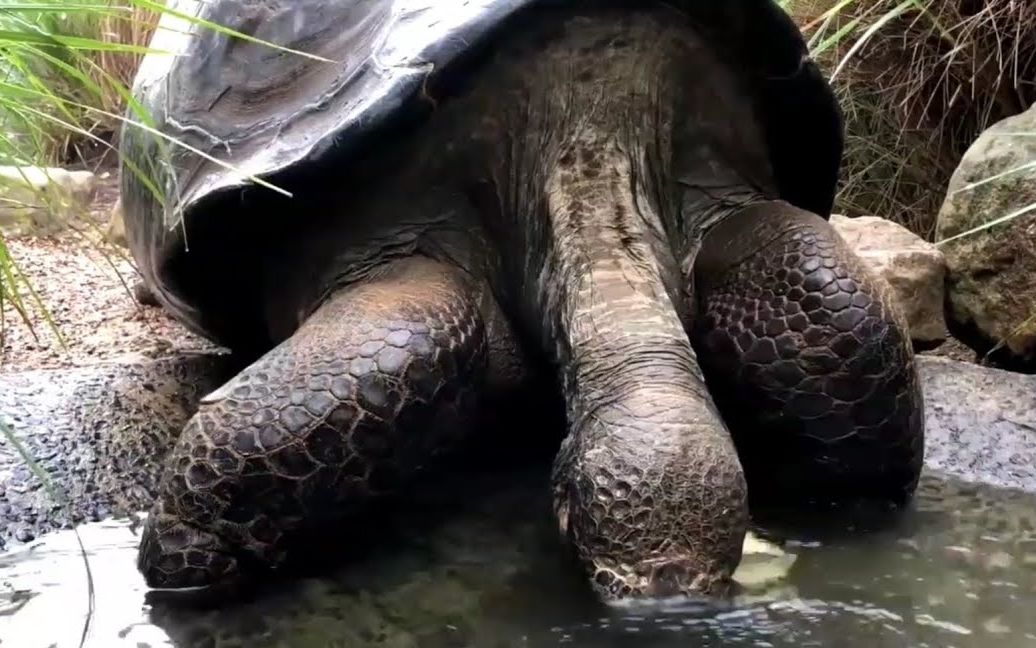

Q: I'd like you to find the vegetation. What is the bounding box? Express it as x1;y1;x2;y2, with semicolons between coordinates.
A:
0;0;310;343
0;1;158;166
0;1;160;345
782;0;1036;239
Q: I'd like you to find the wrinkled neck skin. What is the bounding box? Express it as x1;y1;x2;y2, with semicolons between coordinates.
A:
543;132;694;421
471;11;776;421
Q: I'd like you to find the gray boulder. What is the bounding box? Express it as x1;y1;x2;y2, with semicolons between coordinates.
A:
918;356;1036;493
936;105;1036;364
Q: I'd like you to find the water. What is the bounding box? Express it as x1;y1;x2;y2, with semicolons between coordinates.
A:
2;468;1035;648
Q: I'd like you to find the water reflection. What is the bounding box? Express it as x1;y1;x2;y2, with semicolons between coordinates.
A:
2;469;1035;647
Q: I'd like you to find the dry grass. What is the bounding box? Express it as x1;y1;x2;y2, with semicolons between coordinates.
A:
786;0;1036;239
46;3;161;163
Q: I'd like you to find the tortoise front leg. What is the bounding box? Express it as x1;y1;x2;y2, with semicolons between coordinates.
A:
138;256;491;589
690;201;924;506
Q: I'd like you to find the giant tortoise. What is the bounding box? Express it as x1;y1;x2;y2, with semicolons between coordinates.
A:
121;0;924;600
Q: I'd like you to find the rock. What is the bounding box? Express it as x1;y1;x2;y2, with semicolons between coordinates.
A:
918;356;1036;493
831;214;948;345
0;351;234;545
133;279;160;306
105;196;126;247
936;105;1036;364
0;167;97;236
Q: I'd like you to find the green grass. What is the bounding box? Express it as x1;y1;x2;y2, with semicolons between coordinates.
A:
0;1;160;347
0;2;158;163
782;0;1036;241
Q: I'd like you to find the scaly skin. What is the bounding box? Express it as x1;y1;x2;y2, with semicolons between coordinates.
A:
692;202;924;505
132;8;923;599
138;257;487;587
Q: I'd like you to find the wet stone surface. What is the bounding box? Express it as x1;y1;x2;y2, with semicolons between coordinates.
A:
919;356;1036;492
0;353;234;548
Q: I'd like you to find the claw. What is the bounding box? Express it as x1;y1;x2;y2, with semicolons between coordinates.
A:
138;509;240;590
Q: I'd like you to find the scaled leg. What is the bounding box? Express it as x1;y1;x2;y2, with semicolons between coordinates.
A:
691;201;924;506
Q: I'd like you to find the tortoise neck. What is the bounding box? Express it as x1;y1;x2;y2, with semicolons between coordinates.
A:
533;129;699;414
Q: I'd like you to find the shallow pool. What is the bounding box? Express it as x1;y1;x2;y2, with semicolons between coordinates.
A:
2;467;1035;648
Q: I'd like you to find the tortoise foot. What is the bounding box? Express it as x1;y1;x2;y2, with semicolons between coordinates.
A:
137;257;490;589
138;505;240;589
692;201;925;507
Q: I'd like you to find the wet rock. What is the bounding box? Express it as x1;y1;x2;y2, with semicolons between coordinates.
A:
936;105;1036;365
918;356;1036;493
0;166;97;236
0;352;234;545
831;214;948;345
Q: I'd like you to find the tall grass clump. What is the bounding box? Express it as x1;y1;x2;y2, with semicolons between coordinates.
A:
783;0;1036;240
0;1;160;167
0;1;161;344
1;0;157;500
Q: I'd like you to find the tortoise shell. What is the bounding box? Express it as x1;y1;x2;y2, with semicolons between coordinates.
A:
120;0;842;349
